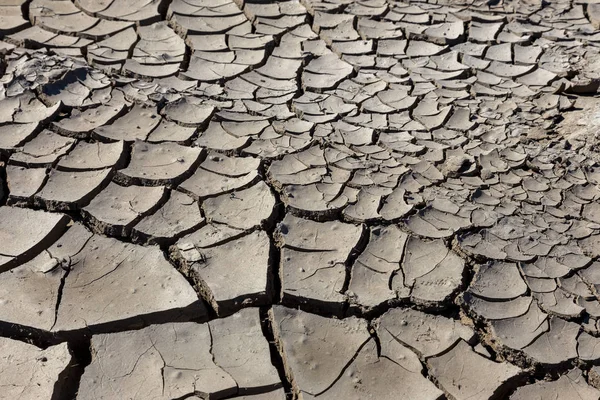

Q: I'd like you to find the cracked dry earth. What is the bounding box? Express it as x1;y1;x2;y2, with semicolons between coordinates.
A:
6;1;600;400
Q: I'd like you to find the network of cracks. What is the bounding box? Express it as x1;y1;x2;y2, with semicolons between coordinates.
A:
3;0;600;399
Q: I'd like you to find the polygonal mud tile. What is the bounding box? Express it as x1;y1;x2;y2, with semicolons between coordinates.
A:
489;301;549;351
208;308;282;394
54;227;205;333
0;222;205;334
56;141;124;171
244;132;312;158
469;262;528;300
0;223;89;332
469;21;503;42
428;340;523;400
9;130;75;167
530;279;586;317
463;293;533;321
86;27;137;68
425;21;465;44
377;307;475;359
195;121;251;152
146;119;196;143
304;333;444;400
510;369;600;400
0;206;69;272
34;168;113;210
580;261;600;292
405;204;471;238
391;236;465;306
202;181;275;230
347;225;408;310
5;165;47;205
183;52;250;82
179;152;260;199
78;308;280;400
486;61;535;79
379;187;414;220
577;331;600;362
30;0;98;34
123;22;185;78
275;214;363;313
116;140;203;186
83;21;135;42
0;1;29;36
522;317;580;366
0;122;39;151
406;41;447;57
88;0;162;24
53;103;127;138
161;97;215;127
0;234;77;331
343;189;383;222
173;230;271;316
0;339;72;400
132;190;204;245
281;182;350;220
82;182;166;237
0;93;61;126
6;26;93;55
267;147;326;188
168;0;248;34
123;60;181;79
93;103;161;142
270;306;370;397
302;52;353;91
241;70;297;104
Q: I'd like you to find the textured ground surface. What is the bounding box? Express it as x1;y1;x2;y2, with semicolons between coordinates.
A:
2;0;600;399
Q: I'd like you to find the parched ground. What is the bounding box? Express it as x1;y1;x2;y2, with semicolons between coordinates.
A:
2;0;600;399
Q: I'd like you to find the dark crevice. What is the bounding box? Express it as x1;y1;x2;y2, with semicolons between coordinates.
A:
284;199;344;223
0;321;61;348
368;320;382;358
340;223;369;294
0;303;210;347
53;338;92;400
261;156;288;306
0;160;7;206
488;371;531;400
157;0;173;20
163;247;218;321
50;262;71;332
267;198;285;305
20;0;31;22
415;356;449;400
259;307;294;400
125;32;141;62
279;293;348;319
347;298;407;320
180;43;192;73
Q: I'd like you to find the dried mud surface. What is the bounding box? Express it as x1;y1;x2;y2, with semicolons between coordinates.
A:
2;0;600;399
